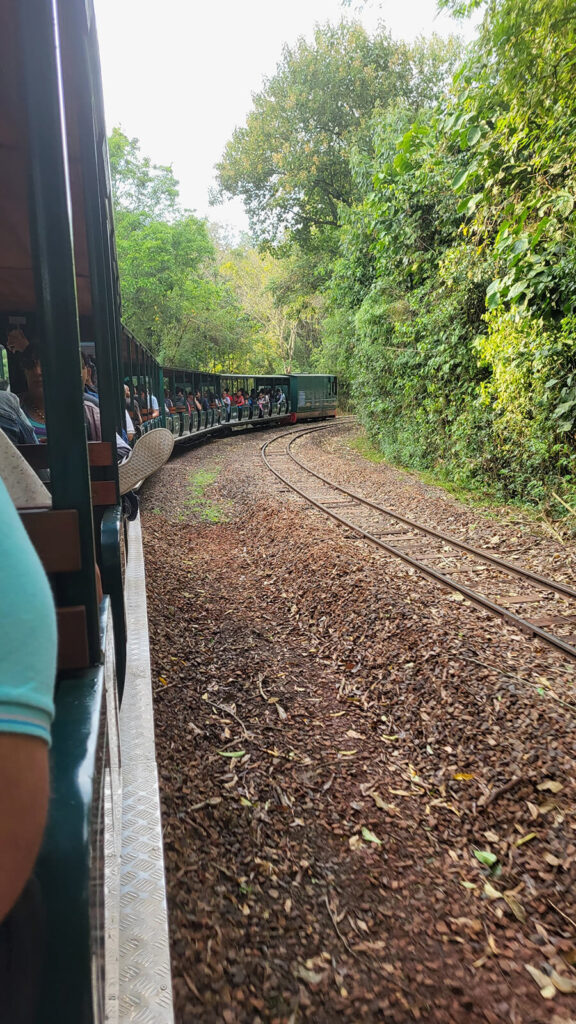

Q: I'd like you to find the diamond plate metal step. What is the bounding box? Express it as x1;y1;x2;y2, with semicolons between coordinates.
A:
119;516;174;1023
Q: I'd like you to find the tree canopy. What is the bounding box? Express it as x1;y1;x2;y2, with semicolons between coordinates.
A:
214;23;460;248
110;129;250;370
212;3;576;506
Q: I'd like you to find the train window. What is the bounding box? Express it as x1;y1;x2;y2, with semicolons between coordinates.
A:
332;380;338;395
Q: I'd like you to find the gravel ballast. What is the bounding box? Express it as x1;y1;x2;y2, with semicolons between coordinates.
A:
141;421;576;1024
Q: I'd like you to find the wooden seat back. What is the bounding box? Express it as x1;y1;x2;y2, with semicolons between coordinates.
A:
19;508;90;672
17;441;117;506
139;407;159;422
15;441;120;673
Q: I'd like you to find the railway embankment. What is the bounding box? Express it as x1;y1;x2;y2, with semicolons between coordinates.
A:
142;422;576;1024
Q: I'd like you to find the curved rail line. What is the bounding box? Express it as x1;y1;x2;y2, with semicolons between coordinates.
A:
262;421;576;662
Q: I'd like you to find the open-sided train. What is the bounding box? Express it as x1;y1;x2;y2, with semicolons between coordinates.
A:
0;1;336;1022
120;325;337;438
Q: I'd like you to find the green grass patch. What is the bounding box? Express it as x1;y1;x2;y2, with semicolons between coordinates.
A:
182;467;228;523
349;435;388;465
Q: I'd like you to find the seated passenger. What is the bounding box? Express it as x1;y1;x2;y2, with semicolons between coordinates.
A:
124;384;139;440
83;357;99;404
124;403;135;443
18;344;47;441
124;384;142;431
15;347;134;458
5;327;31;357
137;388;159;419
148;392;160;419
0;391;38;446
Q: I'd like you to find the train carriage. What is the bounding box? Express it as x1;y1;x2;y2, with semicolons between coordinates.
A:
0;0;173;1020
289;373;338;421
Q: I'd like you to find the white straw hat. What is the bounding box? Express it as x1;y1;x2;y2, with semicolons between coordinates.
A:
0;429;52;508
118;427;174;495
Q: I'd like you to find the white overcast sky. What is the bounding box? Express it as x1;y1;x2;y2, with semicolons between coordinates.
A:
92;0;480;231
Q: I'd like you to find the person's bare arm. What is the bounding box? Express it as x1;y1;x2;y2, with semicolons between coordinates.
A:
0;735;49;922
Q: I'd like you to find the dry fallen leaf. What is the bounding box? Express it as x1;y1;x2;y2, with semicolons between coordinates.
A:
483;881;503;901
503;892;526;923
371;792;396;812
526;965;550;986
537;780;563;794
296;964;326;986
550;969;576;994
544;853;562;867
526;965;556;999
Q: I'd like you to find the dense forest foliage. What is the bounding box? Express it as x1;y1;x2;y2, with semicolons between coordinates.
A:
111;0;576;505
109;129;320;374
215;0;576;505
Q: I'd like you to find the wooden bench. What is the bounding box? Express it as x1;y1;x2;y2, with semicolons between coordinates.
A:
19;507;89;672
17;441;117;506
16;442;126;692
139;407;160;423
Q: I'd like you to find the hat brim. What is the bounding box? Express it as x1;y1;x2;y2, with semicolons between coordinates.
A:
118;428;174;495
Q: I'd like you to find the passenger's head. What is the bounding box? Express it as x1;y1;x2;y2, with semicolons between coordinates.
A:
20;343;43;397
80;351;89;388
82;355;96;387
6;327;30;354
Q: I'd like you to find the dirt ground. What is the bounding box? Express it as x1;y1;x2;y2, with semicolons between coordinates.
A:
141;420;576;1024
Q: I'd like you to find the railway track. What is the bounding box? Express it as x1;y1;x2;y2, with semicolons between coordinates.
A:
262;421;576;662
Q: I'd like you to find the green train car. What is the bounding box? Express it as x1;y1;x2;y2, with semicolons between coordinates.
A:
289;374;338;421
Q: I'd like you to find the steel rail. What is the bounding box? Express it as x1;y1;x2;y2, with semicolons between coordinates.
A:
285;433;576;602
261;423;576;663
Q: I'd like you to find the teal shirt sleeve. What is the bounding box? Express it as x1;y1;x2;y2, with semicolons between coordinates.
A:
0;478;57;743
